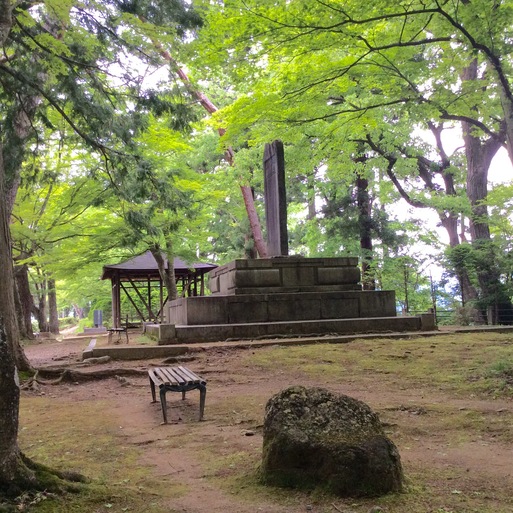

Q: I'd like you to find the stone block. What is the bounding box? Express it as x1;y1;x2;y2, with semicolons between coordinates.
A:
321;298;359;319
359;291;397;317
317;267;361;285
235;269;281;288
228;298;269;323
420;313;437;331
83;327;107;334
268;297;320;321
208;257;363;295
281;265;315;287
159;324;176;343
209;275;220;294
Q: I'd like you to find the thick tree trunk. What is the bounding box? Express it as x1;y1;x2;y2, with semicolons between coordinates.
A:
0;322;28;494
0;146;31;371
459;60;513;323
14;265;35;339
0;1;35;492
356;177;375;290
463;122;512;323
47;278;59;335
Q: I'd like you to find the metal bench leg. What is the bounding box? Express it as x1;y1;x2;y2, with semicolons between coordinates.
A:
159;387;168;424
198;384;206;421
149;377;156;403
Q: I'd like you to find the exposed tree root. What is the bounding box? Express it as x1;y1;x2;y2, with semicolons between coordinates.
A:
20;367;147;388
0;452;87;505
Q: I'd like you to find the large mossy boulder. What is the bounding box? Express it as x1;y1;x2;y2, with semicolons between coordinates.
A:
260;386;403;497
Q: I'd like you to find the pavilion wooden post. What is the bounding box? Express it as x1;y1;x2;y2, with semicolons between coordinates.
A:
159;277;164;323
147;276;152;322
112;271;121;328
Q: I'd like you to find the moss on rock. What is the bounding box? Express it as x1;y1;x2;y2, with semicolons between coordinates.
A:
260;386;403;497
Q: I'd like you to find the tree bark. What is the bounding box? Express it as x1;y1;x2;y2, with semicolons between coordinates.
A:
462;60;513;324
0;0;37;493
14;265;35;339
33;280;49;333
48;278;59;335
356;176;375;290
0;322;30;495
150;245;177;303
0;145;32;371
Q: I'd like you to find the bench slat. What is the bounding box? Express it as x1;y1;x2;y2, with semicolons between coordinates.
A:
157;367;176;385
163;367;188;385
177;365;204;384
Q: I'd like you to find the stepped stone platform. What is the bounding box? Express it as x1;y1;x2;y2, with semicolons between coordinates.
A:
209;257;361;295
148;314;435;345
155;257;437;345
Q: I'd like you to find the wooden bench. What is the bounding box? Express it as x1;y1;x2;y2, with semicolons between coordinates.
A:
148;366;206;424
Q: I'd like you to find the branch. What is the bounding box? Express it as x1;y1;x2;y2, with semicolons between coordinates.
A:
357;35;452;52
365;135;429;209
287;97;412;123
434;1;513;104
439;111;502;141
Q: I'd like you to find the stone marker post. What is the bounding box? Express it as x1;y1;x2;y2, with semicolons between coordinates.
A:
263;140;288;256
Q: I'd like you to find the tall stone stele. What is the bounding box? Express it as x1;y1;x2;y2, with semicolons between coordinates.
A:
263;140;288;257
260;386;404;497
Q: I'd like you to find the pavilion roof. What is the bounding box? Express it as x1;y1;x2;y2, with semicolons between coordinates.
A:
101;251;217;281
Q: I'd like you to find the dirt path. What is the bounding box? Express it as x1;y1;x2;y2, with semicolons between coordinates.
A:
21;336;513;513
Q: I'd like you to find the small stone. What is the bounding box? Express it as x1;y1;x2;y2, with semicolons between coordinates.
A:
243;430;255;436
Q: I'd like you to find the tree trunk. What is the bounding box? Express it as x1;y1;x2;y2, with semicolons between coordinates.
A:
463;124;512;322
240;185;268;258
14;265;35;339
48;278;59;335
34;281;49;333
0;145;31;371
150;246;177;303
356;176;375;290
460;59;513;323
0;321;30;495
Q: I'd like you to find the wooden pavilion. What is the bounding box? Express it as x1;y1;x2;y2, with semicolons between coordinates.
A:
101;251;217;328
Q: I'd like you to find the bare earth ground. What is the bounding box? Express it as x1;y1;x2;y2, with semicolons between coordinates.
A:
20;333;513;513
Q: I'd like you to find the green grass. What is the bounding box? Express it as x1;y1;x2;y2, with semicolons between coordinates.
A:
244;333;513;397
18;397;186;513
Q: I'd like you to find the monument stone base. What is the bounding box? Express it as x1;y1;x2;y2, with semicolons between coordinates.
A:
161;257;436;344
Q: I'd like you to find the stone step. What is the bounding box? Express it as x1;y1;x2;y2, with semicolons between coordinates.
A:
153;314;435;345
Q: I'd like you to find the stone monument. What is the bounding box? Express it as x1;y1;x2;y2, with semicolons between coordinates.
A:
154;142;436;344
263;140;288;257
